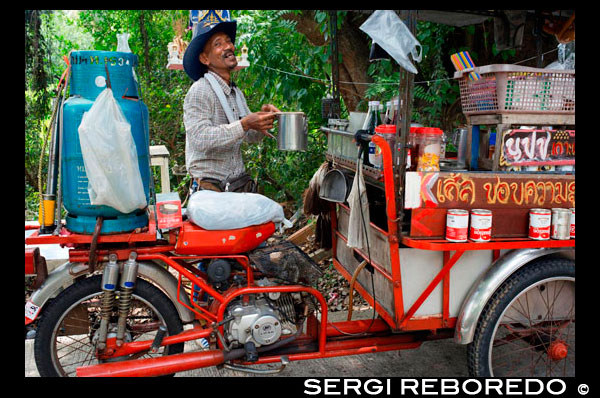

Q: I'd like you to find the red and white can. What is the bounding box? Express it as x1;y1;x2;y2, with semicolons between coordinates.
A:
569;208;575;239
446;209;469;242
529;208;551;240
469;209;492;242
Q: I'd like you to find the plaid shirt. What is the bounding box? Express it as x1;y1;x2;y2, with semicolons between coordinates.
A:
183;71;263;182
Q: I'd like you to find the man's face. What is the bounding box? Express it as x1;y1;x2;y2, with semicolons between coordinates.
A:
199;31;237;73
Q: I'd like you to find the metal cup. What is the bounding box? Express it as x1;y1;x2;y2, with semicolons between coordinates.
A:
275;112;308;151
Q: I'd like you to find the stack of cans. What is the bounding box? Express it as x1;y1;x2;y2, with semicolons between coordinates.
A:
528;208;575;240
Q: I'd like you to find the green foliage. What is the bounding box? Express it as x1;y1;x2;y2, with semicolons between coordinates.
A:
233;10;330;202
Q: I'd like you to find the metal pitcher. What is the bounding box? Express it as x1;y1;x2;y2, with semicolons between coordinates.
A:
452;127;468;167
275;112;308;151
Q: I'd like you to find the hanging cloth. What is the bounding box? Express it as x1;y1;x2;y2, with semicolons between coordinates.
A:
346;158;371;251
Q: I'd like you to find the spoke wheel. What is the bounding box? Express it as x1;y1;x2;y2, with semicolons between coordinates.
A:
468;257;575;377
34;275;184;377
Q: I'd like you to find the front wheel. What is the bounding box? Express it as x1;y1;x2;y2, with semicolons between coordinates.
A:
34;275;184;377
468;257;575;377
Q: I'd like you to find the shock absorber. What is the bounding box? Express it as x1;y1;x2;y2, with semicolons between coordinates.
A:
116;252;138;347
97;254;120;351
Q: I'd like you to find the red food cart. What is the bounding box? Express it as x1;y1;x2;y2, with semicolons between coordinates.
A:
25;10;574;378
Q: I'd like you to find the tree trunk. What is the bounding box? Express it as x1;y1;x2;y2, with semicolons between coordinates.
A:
139;11;151;81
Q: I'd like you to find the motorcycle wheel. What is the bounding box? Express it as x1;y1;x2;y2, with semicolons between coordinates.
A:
34;274;184;377
467;257;575;377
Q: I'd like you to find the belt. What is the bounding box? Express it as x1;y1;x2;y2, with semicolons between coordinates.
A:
194;178;222;192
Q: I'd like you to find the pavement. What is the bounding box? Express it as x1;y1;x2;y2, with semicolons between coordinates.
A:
25;309;468;378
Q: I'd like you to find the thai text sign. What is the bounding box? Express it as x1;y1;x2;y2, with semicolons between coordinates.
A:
404;172;574;209
500;129;575;167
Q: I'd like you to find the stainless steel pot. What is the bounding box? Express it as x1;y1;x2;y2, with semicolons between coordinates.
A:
275;112;307;151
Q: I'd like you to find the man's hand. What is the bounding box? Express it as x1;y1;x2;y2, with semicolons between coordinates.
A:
241;111;276;135
261;104;281;113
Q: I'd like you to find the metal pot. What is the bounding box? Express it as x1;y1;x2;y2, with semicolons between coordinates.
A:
275;112;307;151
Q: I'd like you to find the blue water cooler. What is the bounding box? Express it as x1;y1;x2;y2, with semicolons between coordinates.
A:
62;50;151;234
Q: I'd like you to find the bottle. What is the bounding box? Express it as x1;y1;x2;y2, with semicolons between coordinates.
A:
408;126;421;171
384;101;392;124
440;131;447;159
391;99;399;125
362;101;380;133
361;101;372;131
364;101;382;168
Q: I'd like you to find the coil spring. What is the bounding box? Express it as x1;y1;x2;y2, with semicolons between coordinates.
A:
101;290;115;320
116;287;133;345
118;288;133;316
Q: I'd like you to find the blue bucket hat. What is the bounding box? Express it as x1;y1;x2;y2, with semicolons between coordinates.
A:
183;10;237;81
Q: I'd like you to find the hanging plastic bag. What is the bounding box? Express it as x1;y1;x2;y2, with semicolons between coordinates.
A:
359;10;422;74
187;190;292;231
117;33;132;53
346;158;372;251
78;87;147;214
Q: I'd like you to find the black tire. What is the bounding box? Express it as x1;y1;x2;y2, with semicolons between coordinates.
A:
467;257;575;377
34;275;184;377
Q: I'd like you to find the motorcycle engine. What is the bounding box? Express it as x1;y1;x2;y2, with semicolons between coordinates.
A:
222;241;322;349
225;278;303;348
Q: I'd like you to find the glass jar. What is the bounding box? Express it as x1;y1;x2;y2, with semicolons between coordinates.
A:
416;127;443;172
373;124;396;168
408;126;422;171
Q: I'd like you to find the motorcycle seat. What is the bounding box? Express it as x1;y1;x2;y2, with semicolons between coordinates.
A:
174;220;275;255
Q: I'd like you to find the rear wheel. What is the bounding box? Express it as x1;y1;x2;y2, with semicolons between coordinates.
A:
468;257;575;377
34;275;184;377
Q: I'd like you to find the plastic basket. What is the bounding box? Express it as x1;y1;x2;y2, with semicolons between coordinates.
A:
455;64;575;115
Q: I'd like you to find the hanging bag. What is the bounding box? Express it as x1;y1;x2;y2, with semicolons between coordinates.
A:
78;87;147;214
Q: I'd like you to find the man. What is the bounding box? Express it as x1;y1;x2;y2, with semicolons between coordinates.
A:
183;10;279;193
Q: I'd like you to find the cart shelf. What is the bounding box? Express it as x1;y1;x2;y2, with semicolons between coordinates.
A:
25;211;158;245
401;235;574;251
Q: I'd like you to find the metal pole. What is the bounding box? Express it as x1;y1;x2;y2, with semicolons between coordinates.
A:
394;10;416;237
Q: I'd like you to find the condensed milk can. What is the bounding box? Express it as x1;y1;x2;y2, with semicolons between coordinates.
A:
529;208;551;240
446;209;469;242
469;209;492;242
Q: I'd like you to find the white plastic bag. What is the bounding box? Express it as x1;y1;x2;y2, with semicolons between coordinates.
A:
78;87;147;214
117;33;132;53
359;10;422;74
187;190;292;231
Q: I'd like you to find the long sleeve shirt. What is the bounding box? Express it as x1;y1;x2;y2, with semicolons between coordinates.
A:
183;71;264;182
